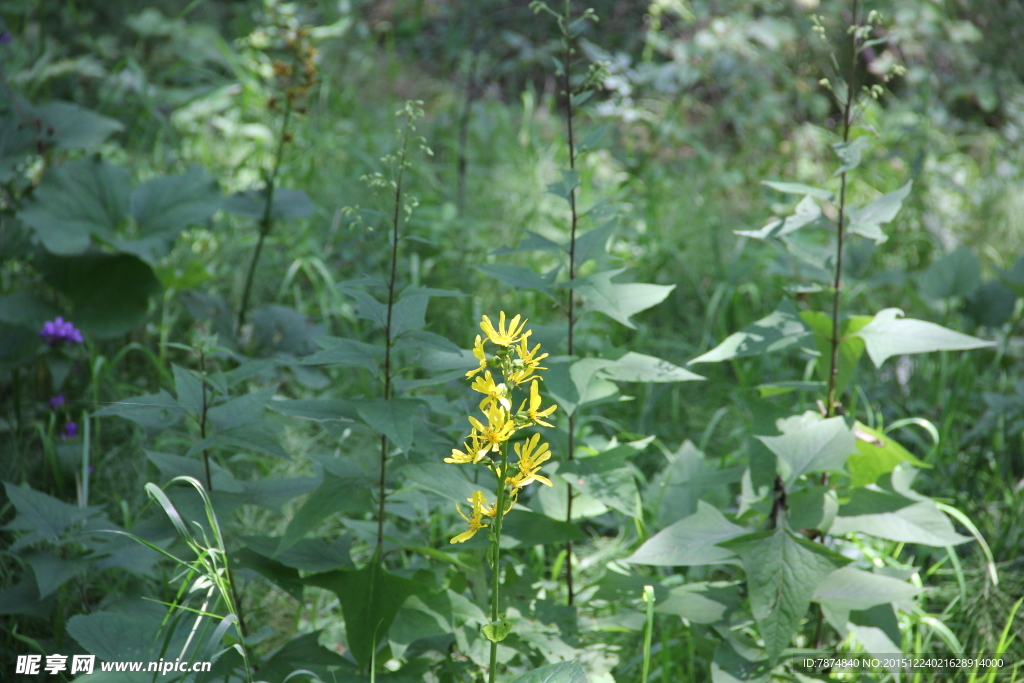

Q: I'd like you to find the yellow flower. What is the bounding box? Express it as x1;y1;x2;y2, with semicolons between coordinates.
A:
466;335;488;379
480;311;527;347
451;491;490;543
520;380;556;427
511;433;553;488
471;371;511;411
445;435;487;464
468;404;517;452
509;332;549;385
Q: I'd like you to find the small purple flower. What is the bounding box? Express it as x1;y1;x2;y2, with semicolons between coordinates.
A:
39;317;84;346
48;393;66;409
87;465;95;475
0;32;11;46
61;422;78;440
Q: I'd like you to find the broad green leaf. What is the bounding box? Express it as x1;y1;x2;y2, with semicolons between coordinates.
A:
786;485;838;533
482;617;513;642
400;462;485;505
832;136;871;176
800;312;871;396
304;562;427;667
207;387;275;430
564;268;675;329
648;440;743;527
0;292;60;329
690;299;811;364
356;398;419;453
736;195;822;240
389;294;429;338
574;219;617;264
37;253;162;338
509;661;588;683
831;499;971;546
761;180;834;200
268;398;359;424
240;534;352;572
222;187;314;220
711;639;772;683
602;351;704;383
720;528;850;660
18;157;130;255
500;510;586;548
92;391;183;430
544;357;618;416
339;287;387;326
755;380;824;398
2;481;100;544
257;631;357;683
656;581;743;625
918;246;981;301
25;550;88;599
232;547;303;600
171;364;204;414
34;101;124;151
846;181;912;244
628;501;746;566
129;167;220;237
67;603;175;663
854;308;995;367
812;566;921;613
0;323;43;369
756;416;855;487
965;280;1017;328
475;263;558;300
546;169;580;200
0;579;51;618
276;473;375;554
558;450;641;519
847;422;929;487
185;424;287;460
491;230;565;256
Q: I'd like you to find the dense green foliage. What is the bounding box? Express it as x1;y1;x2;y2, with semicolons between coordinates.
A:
2;1;1023;682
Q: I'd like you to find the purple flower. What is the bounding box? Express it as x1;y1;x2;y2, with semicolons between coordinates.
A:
48;393;66;409
0;32;11;45
61;422;78;440
39;317;84;346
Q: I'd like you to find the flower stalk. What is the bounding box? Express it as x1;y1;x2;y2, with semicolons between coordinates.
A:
448;312;555;683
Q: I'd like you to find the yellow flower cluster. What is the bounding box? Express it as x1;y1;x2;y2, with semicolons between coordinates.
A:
447;313;557;543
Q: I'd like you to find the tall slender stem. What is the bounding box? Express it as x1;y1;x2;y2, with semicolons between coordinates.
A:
562;0;579;607
238;98;293;333
825;0;860;418
376;125;412;554
199;350;212;493
487;446;508;683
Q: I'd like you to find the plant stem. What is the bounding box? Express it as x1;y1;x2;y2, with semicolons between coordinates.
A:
199;350;212;493
562;0;579;608
376;121;413;554
825;0;860;419
238;97;293;333
488;446;508;683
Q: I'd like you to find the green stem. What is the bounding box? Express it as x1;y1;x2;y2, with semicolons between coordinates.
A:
488;446;508;683
825;0;860;418
238;97;293;333
562;0;579;608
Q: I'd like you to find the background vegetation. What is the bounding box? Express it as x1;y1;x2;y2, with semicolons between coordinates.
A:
2;0;1023;681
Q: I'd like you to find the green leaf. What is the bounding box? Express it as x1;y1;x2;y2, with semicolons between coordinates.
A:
761;180;834;201
847;422;929;487
356;398;418;453
509;661;588;683
25;550;89;599
491;230;565;256
546;169;580;200
854;308;995;367
786;485;838;533
482;617;513;642
232;546;304;600
544;357;618;416
268;398;359;424
500;510;586;548
34;101;124;151
832;137;871;176
18;157;130;255
831;498;971;546
813;566;921;613
222;188;314;220
720;528;850;660
475;263;558;300
648;440;744;527
171;364;204;414
276;473;375;554
0;292;60;329
400;462;485;504
601;351;704;383
130;167;219;235
390;294;429;338
304;562;427;667
339;287;387;327
628;501;746;566
756;416;855;488
711;639;772;683
66;604;170;662
241;535;352;572
558;450;642;519
846;181;912;244
574;219;617;264
800;312;871;396
965;280;1017;328
257;631;357;683
2;482;100;545
690;299;812;364
37;253;162;338
918;246;982;301
564;268;675;329
655;581;743;625
736;195;823;240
